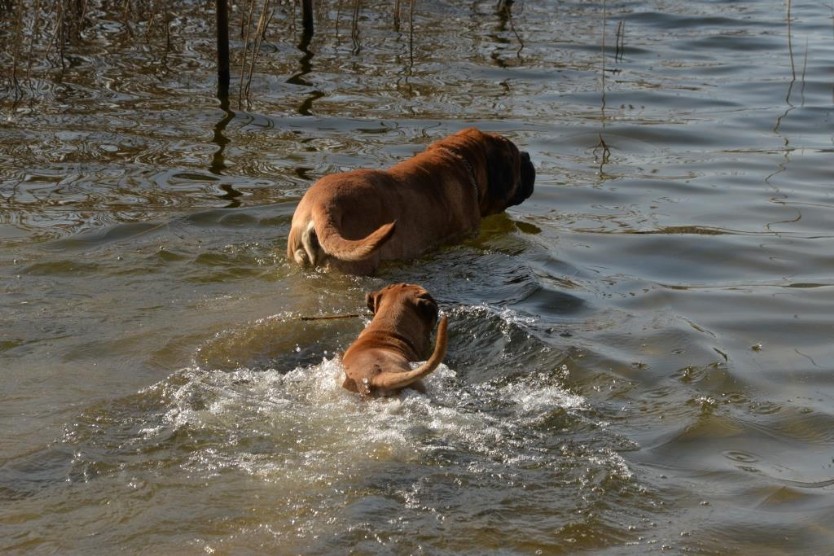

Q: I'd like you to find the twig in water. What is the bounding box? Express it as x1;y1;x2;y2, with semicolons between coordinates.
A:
615;20;625;62
600;0;607;92
300;313;363;321
800;36;808;105
408;0;415;66
496;0;524;54
786;0;795;82
238;0;258;108
351;0;362;55
10;0;24;102
242;0;275;106
594;134;611;167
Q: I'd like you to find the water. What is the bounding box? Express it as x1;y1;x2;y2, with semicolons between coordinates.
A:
2;0;834;552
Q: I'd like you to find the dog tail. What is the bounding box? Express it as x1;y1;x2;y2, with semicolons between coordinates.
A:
316;212;396;262
289;217;395;267
371;315;448;392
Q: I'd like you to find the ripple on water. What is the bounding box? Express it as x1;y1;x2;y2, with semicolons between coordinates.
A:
0;305;651;553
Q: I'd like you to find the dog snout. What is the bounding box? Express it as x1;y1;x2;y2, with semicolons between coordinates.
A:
511;151;535;205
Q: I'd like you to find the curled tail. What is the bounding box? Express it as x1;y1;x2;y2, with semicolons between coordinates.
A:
318;217;396;262
370;315;448;393
292;213;396;266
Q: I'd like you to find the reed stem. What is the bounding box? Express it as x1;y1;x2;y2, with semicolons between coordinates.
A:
216;0;230;106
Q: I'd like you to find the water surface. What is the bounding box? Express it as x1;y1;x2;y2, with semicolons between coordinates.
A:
2;0;834;553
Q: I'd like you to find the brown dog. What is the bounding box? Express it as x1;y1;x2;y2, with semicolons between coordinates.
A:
287;127;535;275
341;283;448;397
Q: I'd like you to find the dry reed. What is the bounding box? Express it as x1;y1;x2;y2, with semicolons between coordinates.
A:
2;0;527;111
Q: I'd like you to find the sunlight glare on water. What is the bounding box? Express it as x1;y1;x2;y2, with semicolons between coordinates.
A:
51;312;631;553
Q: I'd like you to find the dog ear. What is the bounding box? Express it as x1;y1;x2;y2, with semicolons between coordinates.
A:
483;136;520;213
366;290;382;314
487;143;514;188
414;292;439;326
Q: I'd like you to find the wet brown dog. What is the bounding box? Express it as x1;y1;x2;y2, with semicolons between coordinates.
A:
341;283;448;397
287;127;535;275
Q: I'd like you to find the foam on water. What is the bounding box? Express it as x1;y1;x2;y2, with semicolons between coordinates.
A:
0;302;649;553
145;357;517;474
135;312;634;494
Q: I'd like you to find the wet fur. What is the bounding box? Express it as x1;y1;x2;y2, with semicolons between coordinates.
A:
287;127;535;275
341;284;448;397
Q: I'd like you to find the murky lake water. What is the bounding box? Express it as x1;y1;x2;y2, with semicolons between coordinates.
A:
2;0;834;552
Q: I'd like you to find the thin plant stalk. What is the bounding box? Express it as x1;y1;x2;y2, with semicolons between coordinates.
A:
302;0;314;34
217;0;230;105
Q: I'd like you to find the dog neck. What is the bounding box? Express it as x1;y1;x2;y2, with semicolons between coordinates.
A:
436;146;480;209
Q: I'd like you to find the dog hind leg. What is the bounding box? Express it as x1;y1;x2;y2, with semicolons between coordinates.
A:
296;220;321;266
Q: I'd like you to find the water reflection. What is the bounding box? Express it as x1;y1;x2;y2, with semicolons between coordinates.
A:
287;30;324;116
210;107;233;166
209;104;244;207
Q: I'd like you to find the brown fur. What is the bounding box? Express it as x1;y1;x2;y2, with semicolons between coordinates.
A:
287;127;535;275
341;284;448;397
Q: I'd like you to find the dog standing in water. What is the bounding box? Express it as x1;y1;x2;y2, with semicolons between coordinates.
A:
341;283;448;397
287;128;535;275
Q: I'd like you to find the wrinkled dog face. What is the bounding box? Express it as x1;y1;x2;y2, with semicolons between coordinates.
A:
483;133;536;215
517;151;536;204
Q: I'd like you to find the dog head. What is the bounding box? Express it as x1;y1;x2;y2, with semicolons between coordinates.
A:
366;283;439;328
432;128;535;217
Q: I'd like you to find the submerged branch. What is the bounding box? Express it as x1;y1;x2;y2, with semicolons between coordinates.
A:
300;313;363;321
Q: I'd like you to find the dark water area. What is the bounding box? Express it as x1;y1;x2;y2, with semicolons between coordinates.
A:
2;0;834;553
